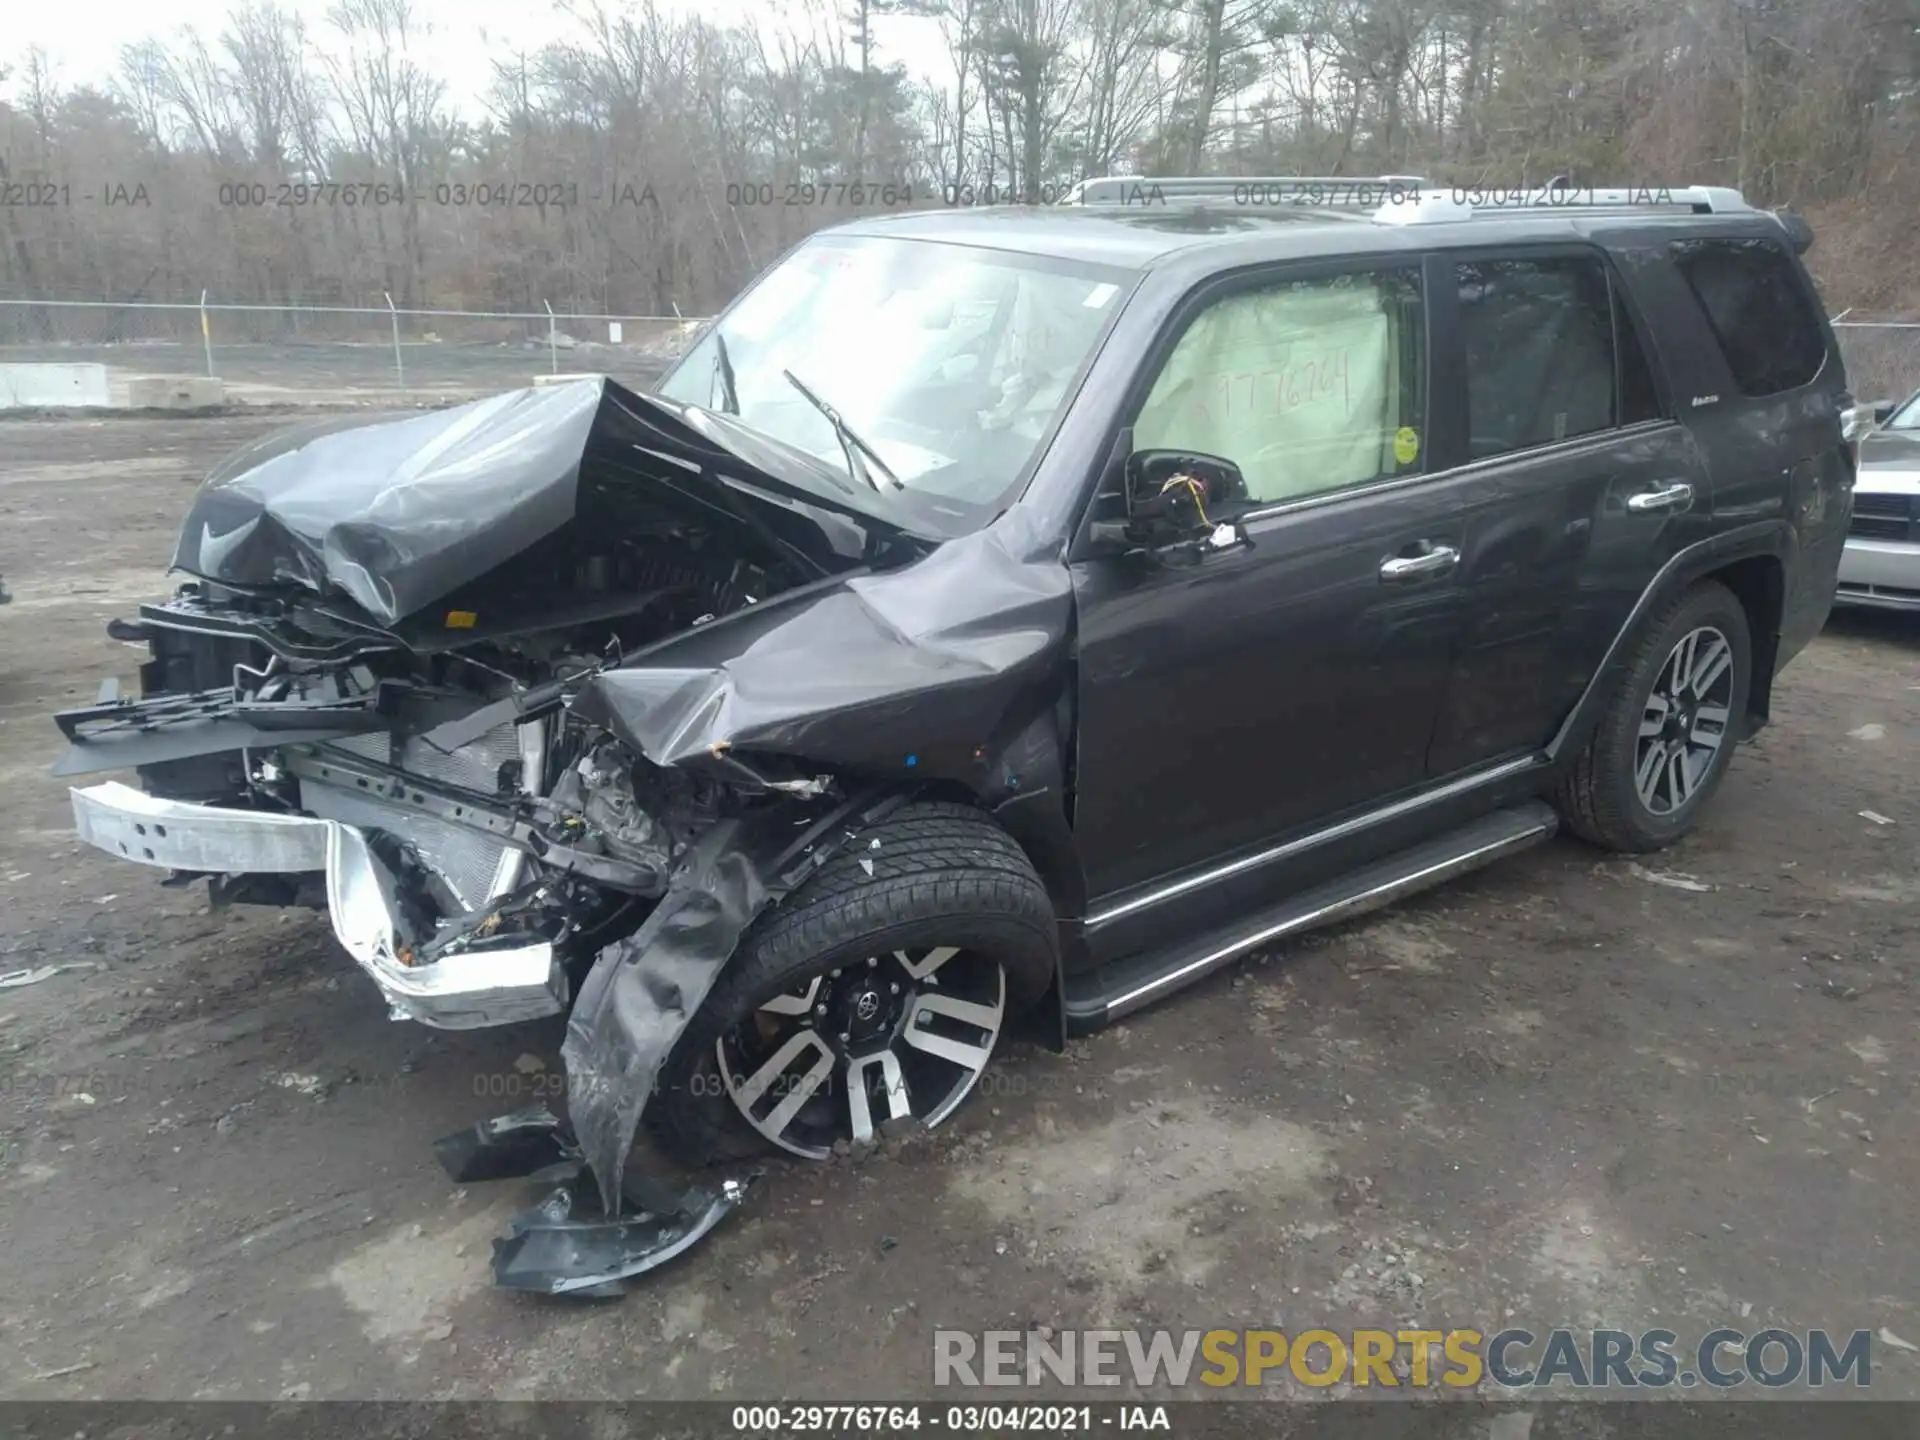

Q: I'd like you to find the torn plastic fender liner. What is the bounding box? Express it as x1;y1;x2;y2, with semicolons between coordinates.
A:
561;784;911;1216
492;1169;755;1296
434;1105;756;1294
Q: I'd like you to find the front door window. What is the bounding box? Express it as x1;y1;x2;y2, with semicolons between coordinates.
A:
1132;268;1427;503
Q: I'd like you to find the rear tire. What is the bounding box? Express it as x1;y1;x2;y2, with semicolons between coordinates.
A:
1554;579;1752;853
646;800;1058;1166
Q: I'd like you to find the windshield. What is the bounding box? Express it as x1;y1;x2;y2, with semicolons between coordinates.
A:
657;235;1135;534
1886;390;1920;430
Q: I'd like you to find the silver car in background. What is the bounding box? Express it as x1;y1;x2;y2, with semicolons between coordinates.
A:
1838;389;1920;611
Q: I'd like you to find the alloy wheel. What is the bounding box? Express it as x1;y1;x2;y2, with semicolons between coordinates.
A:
715;945;1005;1159
1635;624;1735;817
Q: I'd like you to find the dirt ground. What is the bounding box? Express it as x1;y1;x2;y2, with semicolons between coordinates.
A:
0;411;1916;1406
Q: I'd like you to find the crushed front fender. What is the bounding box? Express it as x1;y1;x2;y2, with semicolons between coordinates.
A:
559;785;909;1218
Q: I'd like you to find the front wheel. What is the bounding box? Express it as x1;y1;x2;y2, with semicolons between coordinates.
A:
1554;579;1753;852
647;801;1058;1165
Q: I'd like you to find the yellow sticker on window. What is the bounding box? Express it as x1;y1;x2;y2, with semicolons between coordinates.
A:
445;610;478;629
1393;427;1420;465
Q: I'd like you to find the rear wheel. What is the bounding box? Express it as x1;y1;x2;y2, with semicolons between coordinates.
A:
647;801;1057;1165
1555;579;1752;852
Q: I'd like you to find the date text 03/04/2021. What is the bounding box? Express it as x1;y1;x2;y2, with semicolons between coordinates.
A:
729;1406;1170;1433
722;180;1084;207
211;180;646;209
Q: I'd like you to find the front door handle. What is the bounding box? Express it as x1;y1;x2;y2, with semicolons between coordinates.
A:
1379;544;1459;582
1626;481;1695;514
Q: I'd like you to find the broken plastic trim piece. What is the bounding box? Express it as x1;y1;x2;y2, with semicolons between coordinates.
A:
492;1170;755;1297
765;774;834;797
434;1106;756;1295
434;1105;579;1184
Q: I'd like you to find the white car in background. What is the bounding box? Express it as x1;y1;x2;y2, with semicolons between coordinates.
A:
1838;389;1920;611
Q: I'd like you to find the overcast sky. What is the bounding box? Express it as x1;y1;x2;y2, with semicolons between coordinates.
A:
4;0;953;114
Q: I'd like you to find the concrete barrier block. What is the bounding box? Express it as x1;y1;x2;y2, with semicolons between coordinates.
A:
0;363;112;409
109;374;227;409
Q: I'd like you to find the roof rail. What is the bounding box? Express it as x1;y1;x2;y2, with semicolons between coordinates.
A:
1373;184;1752;225
1065;175;1429;206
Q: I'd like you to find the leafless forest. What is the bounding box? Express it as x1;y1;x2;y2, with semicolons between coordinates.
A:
2;0;1918;322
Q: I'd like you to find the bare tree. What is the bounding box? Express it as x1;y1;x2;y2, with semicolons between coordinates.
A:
7;0;1920;320
1072;0;1174;177
1161;0;1290;169
224;4;329;174
325;0;450;303
977;0;1087;198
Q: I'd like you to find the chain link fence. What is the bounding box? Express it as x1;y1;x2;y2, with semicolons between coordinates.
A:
0;298;707;403
4;296;1917;412
1832;322;1920;404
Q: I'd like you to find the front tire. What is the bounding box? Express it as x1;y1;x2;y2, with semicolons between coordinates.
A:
647;801;1058;1166
1555;579;1752;852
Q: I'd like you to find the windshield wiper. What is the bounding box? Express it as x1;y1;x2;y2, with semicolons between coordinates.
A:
711;329;741;415
780;368;902;492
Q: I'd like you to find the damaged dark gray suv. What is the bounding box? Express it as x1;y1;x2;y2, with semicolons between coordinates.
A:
55;178;1858;1290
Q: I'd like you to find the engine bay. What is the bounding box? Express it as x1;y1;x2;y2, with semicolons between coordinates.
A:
53;509;834;984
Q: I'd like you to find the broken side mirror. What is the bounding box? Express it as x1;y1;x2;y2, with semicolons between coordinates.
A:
1873;399;1898;426
1088;448;1253;554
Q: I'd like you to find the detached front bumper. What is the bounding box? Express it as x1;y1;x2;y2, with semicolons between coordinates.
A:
69;782;568;1029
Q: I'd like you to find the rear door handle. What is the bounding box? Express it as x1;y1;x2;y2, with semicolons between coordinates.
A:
1626;481;1694;514
1379;544;1459;582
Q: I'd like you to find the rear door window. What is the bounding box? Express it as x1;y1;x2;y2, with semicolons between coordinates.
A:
1456;255;1626;460
1670;237;1826;396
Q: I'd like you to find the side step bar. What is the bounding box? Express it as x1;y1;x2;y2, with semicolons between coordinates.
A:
1062;801;1558;1033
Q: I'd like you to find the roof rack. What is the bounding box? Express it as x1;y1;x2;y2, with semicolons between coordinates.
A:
1061;175;1756;224
1374;184;1752;224
1064;175;1428;207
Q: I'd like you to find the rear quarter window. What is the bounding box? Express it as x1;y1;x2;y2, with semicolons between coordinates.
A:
1670;237;1827;397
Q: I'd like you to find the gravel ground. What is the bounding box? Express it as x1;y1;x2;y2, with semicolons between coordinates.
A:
0;412;1916;1407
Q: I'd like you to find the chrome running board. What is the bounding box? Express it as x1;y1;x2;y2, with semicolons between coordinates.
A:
1062;802;1557;1032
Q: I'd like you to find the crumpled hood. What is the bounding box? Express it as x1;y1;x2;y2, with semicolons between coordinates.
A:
170;376;924;627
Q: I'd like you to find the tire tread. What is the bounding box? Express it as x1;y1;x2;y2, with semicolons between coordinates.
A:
1553;579;1749;853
